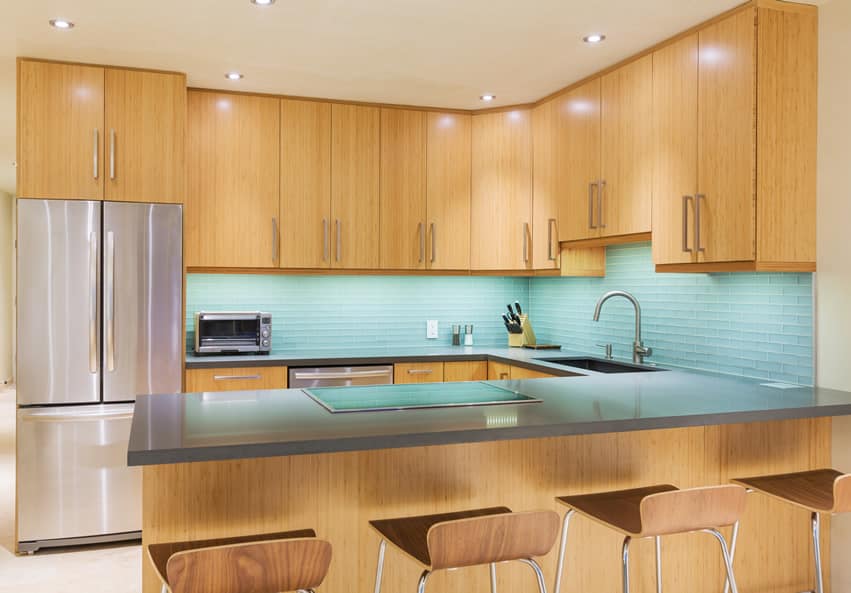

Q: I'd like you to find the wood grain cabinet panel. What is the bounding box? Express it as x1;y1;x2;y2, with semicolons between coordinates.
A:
185;367;287;392
186;91;280;268
16;60;105;200
487;361;512;381
442;361;487;382
509;366;555;380
426;113;472;271
279;99;332;269
104;69;186;203
331;104;380;269
380;109;427;270
394;362;444;384
471;110;532;271
532;101;560;270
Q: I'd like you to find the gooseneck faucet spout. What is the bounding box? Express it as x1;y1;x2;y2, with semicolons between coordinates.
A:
592;290;652;364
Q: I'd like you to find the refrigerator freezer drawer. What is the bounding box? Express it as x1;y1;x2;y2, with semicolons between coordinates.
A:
16;404;141;548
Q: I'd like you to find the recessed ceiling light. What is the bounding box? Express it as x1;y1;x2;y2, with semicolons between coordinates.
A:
250;0;276;5
583;33;606;44
49;19;74;30
225;72;244;80
480;94;496;102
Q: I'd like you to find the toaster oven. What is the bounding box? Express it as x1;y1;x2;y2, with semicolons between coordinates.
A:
194;311;272;355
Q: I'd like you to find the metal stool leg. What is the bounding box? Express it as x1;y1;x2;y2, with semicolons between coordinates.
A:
622;536;632;593
417;570;431;593
490;562;498;593
704;529;739;593
655;536;662;593
723;520;740;593
374;539;387;593
518;558;548;593
161;585;168;593
553;509;574;593
812;512;825;593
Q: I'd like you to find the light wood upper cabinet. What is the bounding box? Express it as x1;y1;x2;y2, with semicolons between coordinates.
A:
186;91;280;268
380;109;427;270
426;113;472;270
104;69;185;203
279;99;332;269
532;100;559;270
556;79;601;243
600;55;652;237
17;60;105;200
331;104;380;269
471;110;532;271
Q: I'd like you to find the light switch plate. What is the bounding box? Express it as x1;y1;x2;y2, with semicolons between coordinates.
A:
426;320;439;339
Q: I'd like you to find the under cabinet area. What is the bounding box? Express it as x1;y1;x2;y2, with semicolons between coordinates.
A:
185;367;288;392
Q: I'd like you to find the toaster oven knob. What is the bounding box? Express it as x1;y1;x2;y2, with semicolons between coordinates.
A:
261;329;269;338
262;339;270;347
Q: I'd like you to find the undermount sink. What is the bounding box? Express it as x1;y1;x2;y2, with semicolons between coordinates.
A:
535;357;667;374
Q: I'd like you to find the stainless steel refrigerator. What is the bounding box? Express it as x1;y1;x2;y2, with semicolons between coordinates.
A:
15;199;182;553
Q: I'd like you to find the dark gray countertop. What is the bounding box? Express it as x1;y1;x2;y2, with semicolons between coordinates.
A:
129;357;851;466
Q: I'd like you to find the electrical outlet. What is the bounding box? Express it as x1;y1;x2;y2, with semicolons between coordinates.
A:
426;320;439;339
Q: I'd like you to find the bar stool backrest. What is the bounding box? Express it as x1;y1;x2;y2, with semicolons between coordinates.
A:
834;474;851;513
426;510;559;570
166;537;332;593
639;485;747;537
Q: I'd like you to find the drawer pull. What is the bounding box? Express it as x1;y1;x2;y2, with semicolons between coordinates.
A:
407;369;434;375
213;374;262;381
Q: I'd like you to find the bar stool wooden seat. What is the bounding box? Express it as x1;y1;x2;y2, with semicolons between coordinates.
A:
148;528;332;593
553;484;747;593
732;469;851;593
370;506;560;593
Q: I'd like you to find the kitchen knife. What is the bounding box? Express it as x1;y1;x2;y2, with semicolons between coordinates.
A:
507;304;516;318
514;301;523;316
502;314;512;329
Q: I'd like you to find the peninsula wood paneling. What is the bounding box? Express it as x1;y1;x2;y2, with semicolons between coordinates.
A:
142;418;830;593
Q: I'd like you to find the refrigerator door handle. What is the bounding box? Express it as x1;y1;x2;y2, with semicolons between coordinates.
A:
89;232;98;374
18;405;136;423
105;231;115;372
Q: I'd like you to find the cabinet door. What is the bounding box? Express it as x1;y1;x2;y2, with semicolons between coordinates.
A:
331;104;380;269
280;99;331;268
380;109;427;270
394;362;444;384
697;9;756;263
532;100;560;269
556;79;601;242
487;361;512;381
185;367;287;392
17;60;104;200
186;91;280;268
471;110;532;271
652;34;700;265
104;69;185;203
510;366;555;380
443;361;487;382
600;56;652;237
426;113;471;270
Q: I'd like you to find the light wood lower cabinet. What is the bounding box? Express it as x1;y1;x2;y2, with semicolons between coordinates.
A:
394;362;444;384
509;365;557;380
487;361;555;380
185;367;288;392
443;361;487;382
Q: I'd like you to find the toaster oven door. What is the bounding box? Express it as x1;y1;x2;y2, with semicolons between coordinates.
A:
196;313;261;353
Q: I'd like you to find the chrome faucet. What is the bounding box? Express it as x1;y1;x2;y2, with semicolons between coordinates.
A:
592;290;652;365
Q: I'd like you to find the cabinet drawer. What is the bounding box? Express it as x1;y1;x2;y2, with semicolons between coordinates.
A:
185;367;287;392
394;362;444;384
443;361;487;382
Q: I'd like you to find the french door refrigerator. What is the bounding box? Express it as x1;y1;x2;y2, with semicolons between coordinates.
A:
16;199;182;553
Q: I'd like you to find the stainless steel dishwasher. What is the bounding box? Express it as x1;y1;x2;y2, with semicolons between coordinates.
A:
288;365;394;388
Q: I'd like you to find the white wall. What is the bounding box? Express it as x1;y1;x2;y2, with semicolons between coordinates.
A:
817;0;851;590
0;191;11;383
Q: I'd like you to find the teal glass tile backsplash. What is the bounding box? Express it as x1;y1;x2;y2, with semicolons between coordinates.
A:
529;243;814;384
186;275;530;352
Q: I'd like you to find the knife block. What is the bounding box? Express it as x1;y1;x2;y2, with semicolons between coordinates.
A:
508;315;537;347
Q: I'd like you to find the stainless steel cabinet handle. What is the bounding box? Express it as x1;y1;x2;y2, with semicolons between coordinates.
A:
418;222;424;263
407;369;434;375
695;194;705;252
89;232;97;374
93;129;99;179
213;374;262;381
105;231;115;372
588;182;597;229
335;220;342;262
598;180;607;229
547;218;558;261
523;222;530;263
682;195;694;253
430;222;436;263
323;218;329;262
109;128;115;180
293;370;391;380
272;217;279;265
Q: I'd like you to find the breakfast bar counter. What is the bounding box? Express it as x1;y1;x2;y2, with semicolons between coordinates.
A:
133;369;851;593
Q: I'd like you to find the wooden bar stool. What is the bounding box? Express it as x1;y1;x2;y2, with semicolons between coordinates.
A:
553;484;747;593
731;469;851;593
148;528;332;593
370;506;560;593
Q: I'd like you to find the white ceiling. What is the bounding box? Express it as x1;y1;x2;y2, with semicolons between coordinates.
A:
2;0;826;195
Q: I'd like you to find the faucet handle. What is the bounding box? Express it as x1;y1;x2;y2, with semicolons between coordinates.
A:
635;344;653;357
596;343;613;360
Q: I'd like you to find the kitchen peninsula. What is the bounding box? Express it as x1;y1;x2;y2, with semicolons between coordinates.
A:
131;354;851;593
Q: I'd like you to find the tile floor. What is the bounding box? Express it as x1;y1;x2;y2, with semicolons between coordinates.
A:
0;385;141;593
